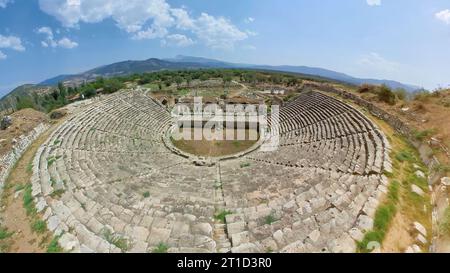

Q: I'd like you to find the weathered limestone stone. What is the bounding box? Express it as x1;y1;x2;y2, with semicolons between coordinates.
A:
417;234;427;245
192;223;213;236
58;233;80;252
231;231;250;247
415;170;425;179
349;228;364;242
411;185;425;197
414;222;427;236
227;222;245;235
357;215;373;232
280;240;305;253
231;243;258;253
308;229;321;243
273;230;284;245
47;215;60;232
329;233;356;253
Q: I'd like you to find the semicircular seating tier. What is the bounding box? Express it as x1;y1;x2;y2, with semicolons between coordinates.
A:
31;89;392;253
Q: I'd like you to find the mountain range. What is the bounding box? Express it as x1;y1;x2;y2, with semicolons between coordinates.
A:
1;55;421;104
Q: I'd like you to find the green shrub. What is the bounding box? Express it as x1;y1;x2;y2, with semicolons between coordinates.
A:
152;242;169;253
103;229;129;252
413;129;436;141
143;191;150;198
23;184;36;216
395;150;415;163
47;236;63;253
264;214;278;225
440;207;450;235
214;210;232;223
393;88;407;101
0;226;14;240
377;85;396;105
32;220;47;234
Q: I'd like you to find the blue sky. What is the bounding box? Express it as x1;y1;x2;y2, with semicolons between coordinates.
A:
1;0;450;96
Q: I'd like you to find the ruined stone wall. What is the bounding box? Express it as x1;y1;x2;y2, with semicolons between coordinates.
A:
304;82;441;180
305;82;446;252
0;123;49;194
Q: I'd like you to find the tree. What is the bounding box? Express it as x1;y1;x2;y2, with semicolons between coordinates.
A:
186;76;192;88
223;73;233;87
377;85;396;105
16;96;35;110
175;76;183;88
103;78;124;94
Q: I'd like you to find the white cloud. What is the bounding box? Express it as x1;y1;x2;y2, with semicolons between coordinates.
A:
0;0;12;8
36;26;78;49
193;13;248;49
244;17;255;23
242;45;256;50
133;26;168;40
0;34;25;51
436;9;450;24
58;37;78;48
357;52;400;73
37;26;54;38
366;0;381;6
38;0;248;49
162;34;194;47
171;8;195;30
0;50;6;60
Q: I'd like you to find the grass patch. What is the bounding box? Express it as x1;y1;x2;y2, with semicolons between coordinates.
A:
14;183;25;192
103;229;130;252
31;220;47;234
26;162;33;174
23;183;37;216
0;226;14;253
53;139;61;145
440;206;450;236
433;164;450;174
264;214;278;225
152;242;169;253
47;236;63;253
358;180;400;252
47;156;56;167
214;210;232;223
240;162;251;168
50;189;66;199
232;141;242;148
395;150;415;163
413;129;436;142
0;226;14;240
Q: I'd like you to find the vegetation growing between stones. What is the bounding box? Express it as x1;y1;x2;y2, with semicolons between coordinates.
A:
0;225;14;252
413;129;436;142
264;214;278;225
440;207;450;235
23;183;37;216
46;235;63;253
102;229;130;252
214;210;232;223
152;242;169;253
31;220;47;234
357;127;431;252
358;180;400;252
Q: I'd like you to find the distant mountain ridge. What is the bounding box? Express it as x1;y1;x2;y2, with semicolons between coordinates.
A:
2;55;421;102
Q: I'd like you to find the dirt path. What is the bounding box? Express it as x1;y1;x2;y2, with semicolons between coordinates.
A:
0;120;61;253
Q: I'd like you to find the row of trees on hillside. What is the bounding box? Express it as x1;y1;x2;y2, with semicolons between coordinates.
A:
12;77;125;113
